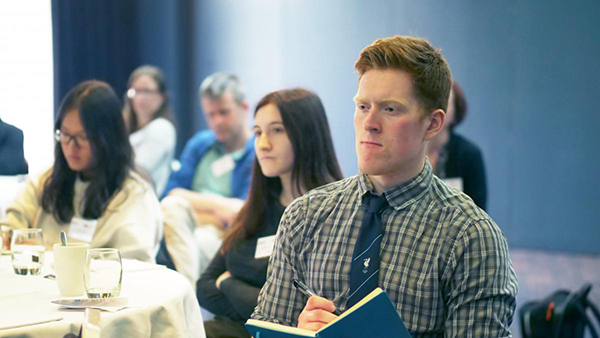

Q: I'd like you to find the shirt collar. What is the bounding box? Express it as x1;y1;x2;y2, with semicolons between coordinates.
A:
215;136;254;161
357;159;433;210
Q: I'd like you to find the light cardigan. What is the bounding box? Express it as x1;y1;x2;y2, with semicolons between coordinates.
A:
129;117;176;196
1;169;162;262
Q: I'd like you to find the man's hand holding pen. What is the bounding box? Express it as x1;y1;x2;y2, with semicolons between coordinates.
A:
292;278;342;331
297;295;340;331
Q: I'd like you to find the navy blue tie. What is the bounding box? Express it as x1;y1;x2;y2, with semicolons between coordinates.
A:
347;193;388;307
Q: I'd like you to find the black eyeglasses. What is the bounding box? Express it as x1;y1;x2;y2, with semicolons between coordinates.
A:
54;130;89;147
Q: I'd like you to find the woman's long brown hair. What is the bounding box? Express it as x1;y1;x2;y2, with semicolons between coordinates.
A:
220;88;343;253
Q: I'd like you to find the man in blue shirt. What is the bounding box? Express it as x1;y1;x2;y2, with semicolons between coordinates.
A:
160;73;254;288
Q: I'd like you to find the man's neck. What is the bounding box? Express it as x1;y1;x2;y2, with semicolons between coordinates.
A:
223;128;250;153
367;157;426;194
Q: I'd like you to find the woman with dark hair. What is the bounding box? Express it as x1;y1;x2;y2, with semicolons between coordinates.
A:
196;88;343;337
427;81;487;210
0;80;162;262
123;65;176;196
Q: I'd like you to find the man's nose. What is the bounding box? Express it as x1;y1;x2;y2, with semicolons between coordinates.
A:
363;109;381;133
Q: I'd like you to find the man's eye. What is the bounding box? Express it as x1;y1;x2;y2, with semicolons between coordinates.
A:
384;107;395;112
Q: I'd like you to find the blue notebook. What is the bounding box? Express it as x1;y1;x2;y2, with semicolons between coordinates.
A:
245;288;411;338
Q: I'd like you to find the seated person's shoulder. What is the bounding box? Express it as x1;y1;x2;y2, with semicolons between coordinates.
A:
116;171;157;200
187;129;215;145
0;119;24;136
430;182;508;258
430;177;496;234
27;167;53;189
178;130;217;159
145;117;175;134
450;133;483;157
300;176;356;204
283;176;357;223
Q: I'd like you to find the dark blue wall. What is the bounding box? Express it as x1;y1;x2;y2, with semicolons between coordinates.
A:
52;0;199;155
189;0;600;254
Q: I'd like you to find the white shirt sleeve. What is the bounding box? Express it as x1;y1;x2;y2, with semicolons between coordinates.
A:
129;118;176;195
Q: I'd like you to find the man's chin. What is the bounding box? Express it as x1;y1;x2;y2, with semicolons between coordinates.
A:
358;162;385;176
215;134;229;143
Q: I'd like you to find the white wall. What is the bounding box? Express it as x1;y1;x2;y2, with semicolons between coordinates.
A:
0;1;54;175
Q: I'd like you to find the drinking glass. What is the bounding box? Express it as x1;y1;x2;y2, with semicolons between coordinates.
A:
84;248;122;298
11;228;45;275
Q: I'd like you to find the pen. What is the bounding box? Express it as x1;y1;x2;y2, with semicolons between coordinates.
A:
292;278;342;316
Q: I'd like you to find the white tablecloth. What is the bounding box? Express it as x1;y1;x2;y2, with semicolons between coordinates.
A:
0;253;205;337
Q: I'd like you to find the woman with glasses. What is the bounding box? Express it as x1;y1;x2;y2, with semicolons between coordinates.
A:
196;88;343;337
0;80;162;262
123;65;176;196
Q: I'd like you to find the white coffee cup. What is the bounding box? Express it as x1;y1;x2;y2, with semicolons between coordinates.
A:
53;243;90;297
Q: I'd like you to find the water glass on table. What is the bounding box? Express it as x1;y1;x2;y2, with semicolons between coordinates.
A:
11;228;45;275
84;248;123;298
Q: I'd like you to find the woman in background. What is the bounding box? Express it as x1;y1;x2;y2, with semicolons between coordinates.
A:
123;65;176;196
428;81;487;210
196;88;343;337
0;80;162;262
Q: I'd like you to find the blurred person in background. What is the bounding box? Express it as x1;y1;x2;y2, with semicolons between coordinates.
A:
0;117;28;175
197;88;343;338
0;80;162;262
158;72;254;289
427;81;487;210
123;65;176;197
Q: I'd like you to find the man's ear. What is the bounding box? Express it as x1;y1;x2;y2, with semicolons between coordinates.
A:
424;109;445;141
241;100;249;113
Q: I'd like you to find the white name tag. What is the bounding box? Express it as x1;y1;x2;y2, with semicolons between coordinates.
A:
255;235;276;259
211;154;235;178
68;217;98;243
443;177;464;192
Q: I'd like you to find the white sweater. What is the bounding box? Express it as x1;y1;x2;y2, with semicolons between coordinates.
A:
129;118;176;196
1;169;162;262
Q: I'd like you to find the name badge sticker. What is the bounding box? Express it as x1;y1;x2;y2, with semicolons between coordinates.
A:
211;154;235;178
68;217;98;243
255;235;277;259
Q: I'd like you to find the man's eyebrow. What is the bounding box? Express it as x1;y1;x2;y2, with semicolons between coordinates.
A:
353;96;406;106
381;99;406;106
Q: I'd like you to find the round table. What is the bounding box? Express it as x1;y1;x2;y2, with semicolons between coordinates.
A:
0;253;205;337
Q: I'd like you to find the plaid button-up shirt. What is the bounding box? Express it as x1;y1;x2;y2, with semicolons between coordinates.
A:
252;161;518;337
